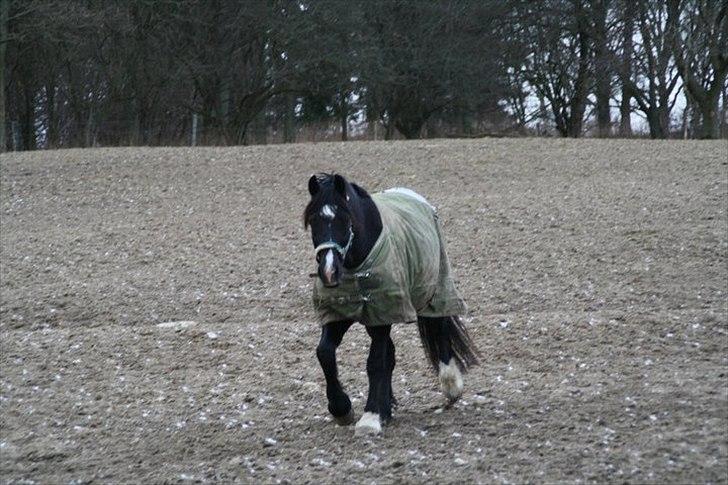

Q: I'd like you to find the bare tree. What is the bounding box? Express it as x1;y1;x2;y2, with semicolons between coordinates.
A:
282;0;364;142
6;0;723;149
0;0;8;151
722;77;728;137
591;0;613;137
617;0;635;136
360;1;508;139
611;1;681;138
518;0;592;137
164;1;275;145
668;0;727;139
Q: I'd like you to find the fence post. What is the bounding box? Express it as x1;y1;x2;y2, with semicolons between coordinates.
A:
11;120;20;151
191;113;198;146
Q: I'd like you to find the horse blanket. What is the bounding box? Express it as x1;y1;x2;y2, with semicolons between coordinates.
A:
312;188;467;327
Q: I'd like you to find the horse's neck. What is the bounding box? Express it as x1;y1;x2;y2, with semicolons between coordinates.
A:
345;194;382;269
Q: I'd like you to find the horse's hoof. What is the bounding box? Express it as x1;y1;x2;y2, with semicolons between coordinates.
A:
439;359;464;403
333;408;356;426
354;412;382;436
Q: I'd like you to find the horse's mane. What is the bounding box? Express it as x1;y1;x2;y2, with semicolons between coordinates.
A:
303;173;371;228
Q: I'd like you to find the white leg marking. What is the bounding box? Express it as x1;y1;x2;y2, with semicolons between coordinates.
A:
323;249;335;281
354;411;382;436
439;359;464;402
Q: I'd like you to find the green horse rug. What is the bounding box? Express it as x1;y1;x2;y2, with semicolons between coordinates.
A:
313;188;466;327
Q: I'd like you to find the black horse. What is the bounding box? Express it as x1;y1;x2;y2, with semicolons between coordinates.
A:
304;173;478;436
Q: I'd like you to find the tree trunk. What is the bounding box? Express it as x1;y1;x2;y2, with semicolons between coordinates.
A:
383;117;394;140
538;94;548;135
619;91;632;136
368;119;379;140
595;76;611;137
721;82;728;138
425;117;440;138
46;81;57;148
85;106;95;148
567;30;590;138
235;119;249;146
0;0;7;151
699;93;720;139
252;110;267;145
553;108;568;137
594;0;611;137
283;93;295;143
130;111;141;146
340;94;348;141
682;93;691;139
21;84;36;150
658;98;671;138
645;108;664;139
667;0;727;139
619;0;634;137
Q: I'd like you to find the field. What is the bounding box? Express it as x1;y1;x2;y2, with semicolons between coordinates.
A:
1;139;727;484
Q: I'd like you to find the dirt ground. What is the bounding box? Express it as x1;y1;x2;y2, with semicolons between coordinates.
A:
0;138;726;484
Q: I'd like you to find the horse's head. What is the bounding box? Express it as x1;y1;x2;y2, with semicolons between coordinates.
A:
304;173;354;288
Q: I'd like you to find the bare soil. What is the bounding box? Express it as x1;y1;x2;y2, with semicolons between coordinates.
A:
1;139;727;484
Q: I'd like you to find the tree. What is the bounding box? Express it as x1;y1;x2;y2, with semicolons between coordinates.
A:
591;0;613;137
162;1;273;144
668;0;728;139
610;1;681;138
0;0;8;151
617;0;635;136
5;0;722;149
360;1;508;139
280;0;364;142
516;0;593;137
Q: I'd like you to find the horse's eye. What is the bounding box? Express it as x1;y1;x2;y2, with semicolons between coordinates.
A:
316;252;323;263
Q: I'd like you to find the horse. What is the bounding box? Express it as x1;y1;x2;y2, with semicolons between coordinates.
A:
303;173;479;436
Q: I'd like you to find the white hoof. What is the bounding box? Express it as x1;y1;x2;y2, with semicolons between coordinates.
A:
439;359;464;403
354;412;382;436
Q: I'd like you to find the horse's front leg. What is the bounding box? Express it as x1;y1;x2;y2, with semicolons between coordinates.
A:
316;321;355;425
355;325;395;436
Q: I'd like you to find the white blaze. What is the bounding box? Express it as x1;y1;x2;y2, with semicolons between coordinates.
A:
321;204;336;220
323;249;335;280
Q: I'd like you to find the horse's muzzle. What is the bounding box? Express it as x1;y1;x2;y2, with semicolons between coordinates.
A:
318;248;342;287
319;265;341;287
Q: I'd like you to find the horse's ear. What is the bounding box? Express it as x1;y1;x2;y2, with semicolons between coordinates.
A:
333;174;346;196
308;175;319;196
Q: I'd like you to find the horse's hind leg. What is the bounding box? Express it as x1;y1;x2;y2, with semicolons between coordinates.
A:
417;316;479;404
355;324;394;436
317;321;355;425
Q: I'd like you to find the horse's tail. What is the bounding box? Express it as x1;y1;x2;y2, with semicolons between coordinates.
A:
417;315;479;374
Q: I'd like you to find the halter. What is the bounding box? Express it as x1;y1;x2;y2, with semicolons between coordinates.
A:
314;225;355;259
